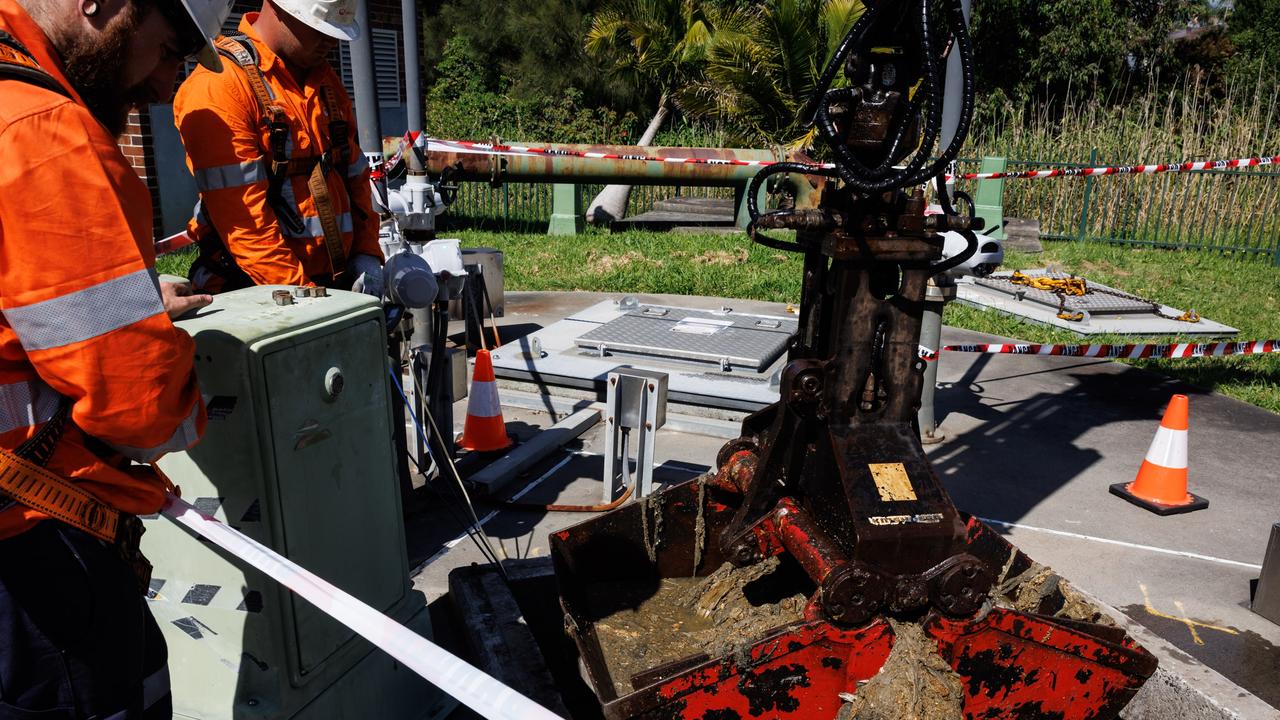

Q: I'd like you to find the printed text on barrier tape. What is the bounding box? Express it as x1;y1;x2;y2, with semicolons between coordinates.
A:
160;493;561;720
923;339;1279;359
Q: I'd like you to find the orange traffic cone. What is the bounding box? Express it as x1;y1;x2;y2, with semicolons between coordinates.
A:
1109;394;1208;515
459;349;512;452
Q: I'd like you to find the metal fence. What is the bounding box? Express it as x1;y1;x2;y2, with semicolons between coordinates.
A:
440;152;1280;263
441;182;737;233
954;152;1280;263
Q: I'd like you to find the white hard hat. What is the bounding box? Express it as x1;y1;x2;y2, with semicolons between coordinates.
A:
271;0;361;41
176;0;233;71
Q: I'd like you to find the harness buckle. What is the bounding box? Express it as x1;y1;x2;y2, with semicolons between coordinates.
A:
114;514;152;594
268;120;291;164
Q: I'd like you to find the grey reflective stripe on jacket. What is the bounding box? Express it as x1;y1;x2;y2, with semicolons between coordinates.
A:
280;212;354;239
105;400;202;463
193;158;269;192
347;153;369;178
0;377;61;435
2;269;165;352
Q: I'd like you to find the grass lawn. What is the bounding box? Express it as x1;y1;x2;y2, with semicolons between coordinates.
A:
157;229;1280;413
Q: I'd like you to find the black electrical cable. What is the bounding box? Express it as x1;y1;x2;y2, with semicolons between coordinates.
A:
898;0;976;187
388;367;505;569
929;227;980;276
928;172;979;275
935;173;957;215
811;0;940;191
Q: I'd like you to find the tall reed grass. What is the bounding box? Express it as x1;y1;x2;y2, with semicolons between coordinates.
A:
963;72;1280;257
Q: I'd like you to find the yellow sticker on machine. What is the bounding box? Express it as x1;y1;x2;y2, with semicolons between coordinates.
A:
869;463;917;502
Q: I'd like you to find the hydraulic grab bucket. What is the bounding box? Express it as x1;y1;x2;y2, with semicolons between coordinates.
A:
551;0;1156;715
549;191;1157;718
551;488;1156;719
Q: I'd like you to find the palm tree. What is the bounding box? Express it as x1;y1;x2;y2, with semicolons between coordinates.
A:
677;0;865;149
582;0;747;222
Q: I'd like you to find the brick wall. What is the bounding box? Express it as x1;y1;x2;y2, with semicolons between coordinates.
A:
118;109;165;240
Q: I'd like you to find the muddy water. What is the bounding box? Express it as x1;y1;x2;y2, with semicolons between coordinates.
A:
587;557;812;697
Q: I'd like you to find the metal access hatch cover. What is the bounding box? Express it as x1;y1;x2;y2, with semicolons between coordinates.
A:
575;305;798;371
973;271;1153;315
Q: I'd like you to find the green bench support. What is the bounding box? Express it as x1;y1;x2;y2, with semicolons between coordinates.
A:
973;156;1006;240
548;183;584;235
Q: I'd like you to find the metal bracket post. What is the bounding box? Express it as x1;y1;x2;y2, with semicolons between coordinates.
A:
426;304;455;460
919;277;956;444
1251;522;1280;625
602;369;668;502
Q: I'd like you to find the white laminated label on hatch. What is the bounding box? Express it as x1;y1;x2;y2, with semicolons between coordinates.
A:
670;317;733;336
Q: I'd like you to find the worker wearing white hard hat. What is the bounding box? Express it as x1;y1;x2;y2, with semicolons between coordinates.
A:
274;0;360;40
172;0;386;298
0;0;231;713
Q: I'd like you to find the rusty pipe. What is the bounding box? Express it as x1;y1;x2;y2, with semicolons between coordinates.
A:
424;144;786;187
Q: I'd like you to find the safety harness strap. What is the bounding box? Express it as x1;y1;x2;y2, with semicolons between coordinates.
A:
0;30;69;97
213;35;308;237
0;445;123;543
211;34;349;279
308;82;350;275
307;161;348;275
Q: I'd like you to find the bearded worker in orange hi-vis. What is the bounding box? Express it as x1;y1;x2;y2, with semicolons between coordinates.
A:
173;0;385;298
0;0;230;713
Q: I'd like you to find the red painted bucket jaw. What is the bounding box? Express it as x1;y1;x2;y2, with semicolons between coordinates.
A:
926;609;1157;719
551;478;1156;720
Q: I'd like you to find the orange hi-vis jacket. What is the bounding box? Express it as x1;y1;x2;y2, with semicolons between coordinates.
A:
173;14;382;290
0;0;206;540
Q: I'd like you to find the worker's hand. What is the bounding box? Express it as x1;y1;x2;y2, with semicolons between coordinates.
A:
349;254;386;300
161;281;213;320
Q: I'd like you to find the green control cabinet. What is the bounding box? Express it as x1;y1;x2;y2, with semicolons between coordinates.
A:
143;286;448;719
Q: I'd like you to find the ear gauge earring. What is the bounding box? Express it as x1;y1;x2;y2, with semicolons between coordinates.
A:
83;1;100;16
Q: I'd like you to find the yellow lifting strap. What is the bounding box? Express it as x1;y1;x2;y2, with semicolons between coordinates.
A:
0;446;122;543
1010;270;1088;296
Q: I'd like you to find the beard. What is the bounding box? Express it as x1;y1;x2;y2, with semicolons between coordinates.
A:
60;4;156;137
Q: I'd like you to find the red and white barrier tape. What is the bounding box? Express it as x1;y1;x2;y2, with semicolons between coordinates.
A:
952;155;1280;182
161;494;561;720
399;136;828;172
155;230;196;256
389;136;1278;184
930;339;1279;359
151;137;1274;257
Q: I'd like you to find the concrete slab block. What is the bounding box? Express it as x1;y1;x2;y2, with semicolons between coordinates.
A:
489;300;789;411
1109;599;1280;720
1003;217;1044;253
447;564;571;718
466;408;601;497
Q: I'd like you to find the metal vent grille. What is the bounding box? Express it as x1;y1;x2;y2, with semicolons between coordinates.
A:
575;306;797;371
339;28;402;108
